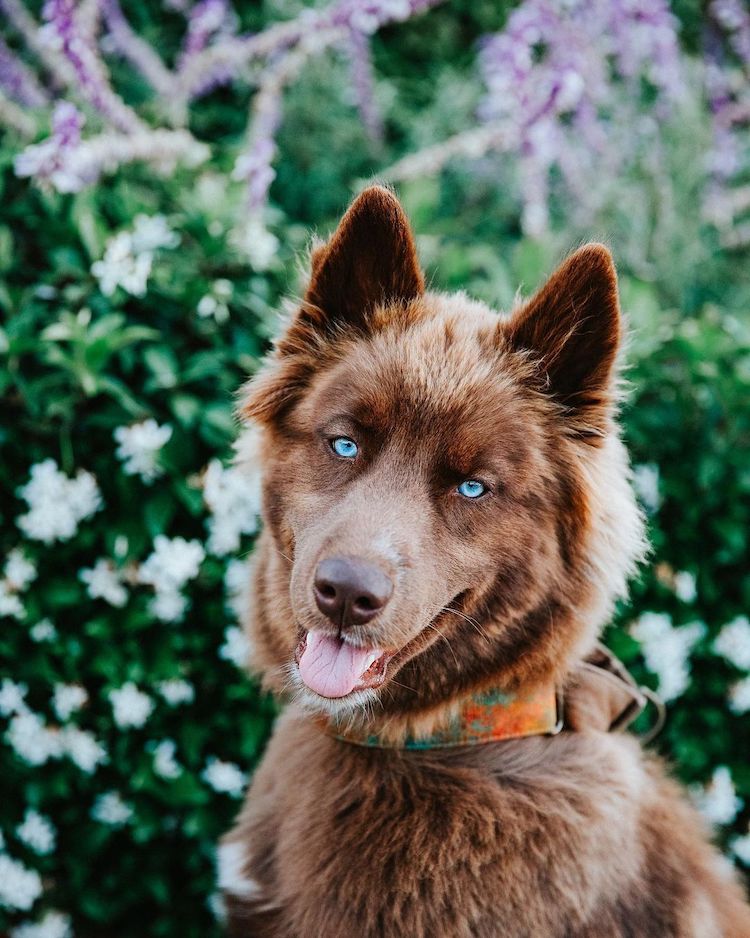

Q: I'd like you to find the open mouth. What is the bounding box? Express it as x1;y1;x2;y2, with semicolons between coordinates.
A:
294;630;393;699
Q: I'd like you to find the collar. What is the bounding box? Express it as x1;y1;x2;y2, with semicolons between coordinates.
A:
327;679;562;750
324;644;660;750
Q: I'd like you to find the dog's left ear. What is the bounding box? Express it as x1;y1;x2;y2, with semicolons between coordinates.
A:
504;244;621;436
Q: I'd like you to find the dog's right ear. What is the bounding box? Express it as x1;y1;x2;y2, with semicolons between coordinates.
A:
240;186;423;423
283;184;424;353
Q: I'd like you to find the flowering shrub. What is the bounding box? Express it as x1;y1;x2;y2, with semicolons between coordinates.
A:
0;1;748;935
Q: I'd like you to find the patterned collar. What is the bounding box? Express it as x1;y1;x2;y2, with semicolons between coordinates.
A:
326;680;562;750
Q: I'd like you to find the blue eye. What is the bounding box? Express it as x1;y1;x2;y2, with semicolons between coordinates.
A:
457;479;486;499
332;437;358;459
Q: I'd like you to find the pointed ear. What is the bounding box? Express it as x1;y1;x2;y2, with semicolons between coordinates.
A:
289;185;424;346
504;244;621;436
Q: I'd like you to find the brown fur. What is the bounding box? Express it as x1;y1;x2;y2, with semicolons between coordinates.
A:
222;187;750;936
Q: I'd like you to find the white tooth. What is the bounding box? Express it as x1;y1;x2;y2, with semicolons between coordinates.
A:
363;651;380;670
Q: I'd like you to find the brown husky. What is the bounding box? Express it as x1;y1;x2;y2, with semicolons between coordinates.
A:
220;186;750;936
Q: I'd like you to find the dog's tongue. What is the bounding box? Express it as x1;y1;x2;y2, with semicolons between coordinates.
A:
298;631;381;698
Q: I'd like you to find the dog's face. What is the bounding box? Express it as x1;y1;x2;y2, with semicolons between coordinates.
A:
241;187;644;721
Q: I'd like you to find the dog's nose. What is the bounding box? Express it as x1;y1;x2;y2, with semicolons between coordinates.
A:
313;556;393;627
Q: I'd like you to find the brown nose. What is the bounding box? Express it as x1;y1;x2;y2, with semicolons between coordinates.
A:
313;556;393;627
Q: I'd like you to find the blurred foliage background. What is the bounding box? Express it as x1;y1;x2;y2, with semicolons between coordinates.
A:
0;0;749;935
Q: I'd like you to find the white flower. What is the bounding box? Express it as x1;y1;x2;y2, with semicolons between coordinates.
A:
713;616;750;671
113;419;172;483
60;726;107;773
150;588;188;623
157;679;195;706
109;682;154;729
202;757;247;797
91;231;152;297
732;831;750;866
52;684;88;721
0;680;29;717
29;619;57;643
16;810;56;856
203;460;261;556
139;536;205;592
130;214;179;253
149;739;181;779
17;459;102;544
7;712;62;766
138;535;205;623
693;766;743;825
91;791;132;827
632;463;660;512
0;582;25;619
219;626;251;670
79;559;128;607
11;911;73;938
673;571;697;604
225;558;252;623
728;676;750;715
231;217;278;270
0;854;43;911
5;550;37;591
631;612;705;702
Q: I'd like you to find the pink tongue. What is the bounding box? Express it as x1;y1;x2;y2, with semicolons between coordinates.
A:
298;631;381;698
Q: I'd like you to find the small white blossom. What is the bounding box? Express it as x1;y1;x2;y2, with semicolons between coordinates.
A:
7;712;62;766
79;559;128;607
60;726;107;773
149;739;181;779
693;766;743;825
631;612;705;702
150;587;189;623
16;810;56;855
113;419;172;483
673;571;697;604
0;680;29;717
130;214;179;254
0;582;25;619
632;463;660;512
11;911;73;938
728;676;750;715
109;682;154;729
0;854;43;911
138;536;205;623
157;679;195;706
713;616;750;671
139;536;205;592
219;626;251;670
52;684;88;721
5;550;37;591
91;791;132;827
225;558;252;623
203;460;261;556
17;459;102;544
202;757;247;797
91;231;152;297
29;619;57;643
231;217;278;270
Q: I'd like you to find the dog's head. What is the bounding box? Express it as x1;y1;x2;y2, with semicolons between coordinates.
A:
239;186;646;723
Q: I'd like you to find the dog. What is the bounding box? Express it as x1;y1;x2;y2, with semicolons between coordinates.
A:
219;186;750;936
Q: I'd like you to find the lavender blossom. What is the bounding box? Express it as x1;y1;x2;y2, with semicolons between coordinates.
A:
41;0;144;132
344;28;383;142
0;36;49;108
99;0;177;101
180;0;233;64
712;0;750;67
14;100;88;192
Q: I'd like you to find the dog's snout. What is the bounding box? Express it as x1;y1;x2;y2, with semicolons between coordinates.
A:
313;556;393;627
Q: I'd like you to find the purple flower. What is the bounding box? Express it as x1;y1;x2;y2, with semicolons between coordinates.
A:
99;0;176;100
345;28;383;142
42;0;142;132
0;36;49;107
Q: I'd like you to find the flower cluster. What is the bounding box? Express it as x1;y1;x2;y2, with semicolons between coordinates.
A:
16;460;102;545
92;215;179;297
